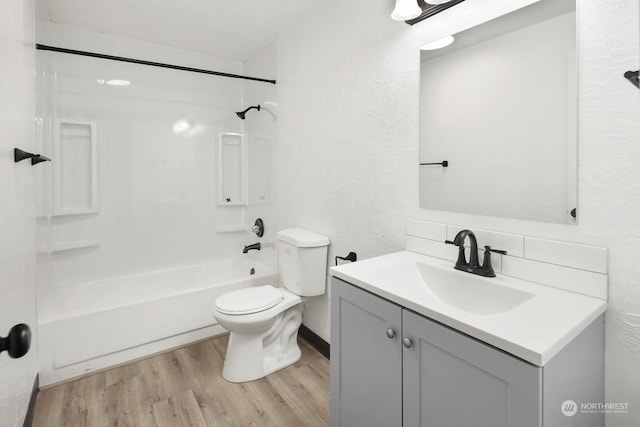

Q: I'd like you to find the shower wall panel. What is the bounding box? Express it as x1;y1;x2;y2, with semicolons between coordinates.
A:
38;22;250;287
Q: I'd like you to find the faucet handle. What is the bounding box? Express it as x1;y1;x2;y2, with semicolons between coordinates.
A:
480;246;508;277
445;239;467;268
486;246;507;255
252;218;264;237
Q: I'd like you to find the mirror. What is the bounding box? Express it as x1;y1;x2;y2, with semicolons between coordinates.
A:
419;0;577;224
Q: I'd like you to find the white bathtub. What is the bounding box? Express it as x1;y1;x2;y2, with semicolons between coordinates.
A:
38;258;278;386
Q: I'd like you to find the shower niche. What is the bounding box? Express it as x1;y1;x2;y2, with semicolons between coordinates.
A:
53;120;98;216
215;132;273;234
218;132;247;206
248;136;272;203
47;119;101;254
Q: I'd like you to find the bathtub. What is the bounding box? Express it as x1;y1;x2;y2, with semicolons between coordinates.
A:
38;258;277;386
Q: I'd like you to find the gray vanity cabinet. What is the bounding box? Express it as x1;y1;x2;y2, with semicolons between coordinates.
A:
331;277;604;427
402;309;541;427
330;276;403;427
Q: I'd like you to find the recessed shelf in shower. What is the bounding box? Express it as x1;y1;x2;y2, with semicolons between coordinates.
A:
249;136;272;203
218;132;247;206
53;120;98;216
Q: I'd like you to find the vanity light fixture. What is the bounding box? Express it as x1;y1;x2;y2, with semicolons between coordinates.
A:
405;0;465;26
420;35;455;50
391;0;422;21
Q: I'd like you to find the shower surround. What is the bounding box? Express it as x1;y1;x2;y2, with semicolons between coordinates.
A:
35;20;278;384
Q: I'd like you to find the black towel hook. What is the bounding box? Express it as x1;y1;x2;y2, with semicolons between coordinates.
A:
420;160;448;167
335;251;357;265
624;70;639;89
14;148;51;165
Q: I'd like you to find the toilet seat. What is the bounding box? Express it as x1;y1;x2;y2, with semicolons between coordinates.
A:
215;285;283;315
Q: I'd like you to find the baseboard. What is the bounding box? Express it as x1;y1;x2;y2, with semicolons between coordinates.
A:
299;324;330;360
23;373;39;427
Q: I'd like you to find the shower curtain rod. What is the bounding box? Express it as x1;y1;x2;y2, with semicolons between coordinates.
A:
36;44;277;85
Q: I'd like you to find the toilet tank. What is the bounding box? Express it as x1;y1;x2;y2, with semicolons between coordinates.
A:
277;228;330;296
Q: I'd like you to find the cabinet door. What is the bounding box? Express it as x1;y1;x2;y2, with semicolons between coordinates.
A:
330;278;403;427
402;310;542;427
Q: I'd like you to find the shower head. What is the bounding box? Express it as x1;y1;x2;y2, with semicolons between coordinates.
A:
235;105;261;120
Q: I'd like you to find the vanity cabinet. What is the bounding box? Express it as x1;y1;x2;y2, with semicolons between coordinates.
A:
330;277;604;427
330;276;403;427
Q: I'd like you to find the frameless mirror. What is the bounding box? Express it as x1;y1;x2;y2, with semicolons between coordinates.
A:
419;0;577;224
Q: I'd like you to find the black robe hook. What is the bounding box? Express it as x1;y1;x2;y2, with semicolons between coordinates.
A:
624;70;639;89
14;148;51;165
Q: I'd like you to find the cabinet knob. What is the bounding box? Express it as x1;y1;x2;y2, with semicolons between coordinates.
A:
402;337;413;348
386;328;396;339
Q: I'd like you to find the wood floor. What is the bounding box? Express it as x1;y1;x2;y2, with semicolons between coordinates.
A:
32;334;330;427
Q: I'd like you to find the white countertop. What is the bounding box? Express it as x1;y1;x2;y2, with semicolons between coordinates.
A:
330;251;607;366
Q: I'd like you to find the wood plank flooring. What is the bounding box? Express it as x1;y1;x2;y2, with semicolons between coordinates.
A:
32;334;330;427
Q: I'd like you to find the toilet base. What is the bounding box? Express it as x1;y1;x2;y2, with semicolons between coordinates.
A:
222;305;303;383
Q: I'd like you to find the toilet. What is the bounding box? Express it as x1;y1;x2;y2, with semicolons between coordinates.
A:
213;228;329;383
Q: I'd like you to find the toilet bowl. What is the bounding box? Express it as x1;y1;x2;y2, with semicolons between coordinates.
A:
214;286;304;382
213;228;329;383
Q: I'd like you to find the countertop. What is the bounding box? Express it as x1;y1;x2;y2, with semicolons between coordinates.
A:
330;251;607;366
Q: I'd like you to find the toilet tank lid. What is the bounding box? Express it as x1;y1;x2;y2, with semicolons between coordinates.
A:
277;228;330;247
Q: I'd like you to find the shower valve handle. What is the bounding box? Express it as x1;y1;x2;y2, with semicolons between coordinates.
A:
252;218;264;237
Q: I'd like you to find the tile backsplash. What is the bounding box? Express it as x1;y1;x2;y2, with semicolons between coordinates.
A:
406;219;608;301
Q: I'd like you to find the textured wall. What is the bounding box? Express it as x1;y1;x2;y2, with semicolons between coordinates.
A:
276;0;418;342
276;0;639;424
578;2;640;425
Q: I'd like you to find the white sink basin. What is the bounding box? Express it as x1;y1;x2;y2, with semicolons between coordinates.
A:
330;250;607;366
415;262;534;316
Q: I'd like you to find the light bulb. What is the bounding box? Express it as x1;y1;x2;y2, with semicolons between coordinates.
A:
391;0;421;21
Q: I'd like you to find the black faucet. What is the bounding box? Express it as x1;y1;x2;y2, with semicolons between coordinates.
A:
242;242;261;253
445;230;507;277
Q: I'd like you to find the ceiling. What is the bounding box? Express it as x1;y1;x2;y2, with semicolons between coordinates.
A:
41;0;321;62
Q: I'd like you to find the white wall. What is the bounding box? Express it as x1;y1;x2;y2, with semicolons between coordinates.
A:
275;0;639;425
0;0;39;424
243;42;279;270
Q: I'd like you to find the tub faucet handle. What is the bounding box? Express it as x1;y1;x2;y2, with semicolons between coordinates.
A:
252;218;264;237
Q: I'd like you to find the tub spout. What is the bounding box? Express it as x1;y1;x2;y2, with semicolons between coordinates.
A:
243;243;261;254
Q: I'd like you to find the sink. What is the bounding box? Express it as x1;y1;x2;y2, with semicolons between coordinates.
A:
331;250;608;366
415;262;534;316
